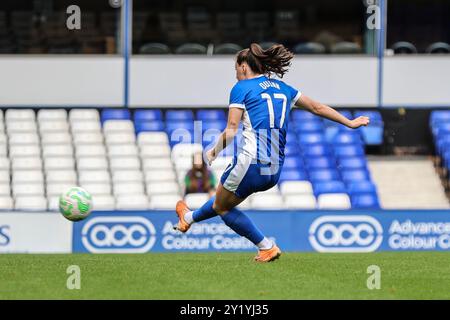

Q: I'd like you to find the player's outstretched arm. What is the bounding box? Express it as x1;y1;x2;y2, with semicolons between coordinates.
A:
295;94;370;129
206;107;243;165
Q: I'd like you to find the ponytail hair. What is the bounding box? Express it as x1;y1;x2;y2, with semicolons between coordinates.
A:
236;43;294;78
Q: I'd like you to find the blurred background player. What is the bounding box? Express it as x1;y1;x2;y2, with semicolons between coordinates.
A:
174;43;369;262
184;151;216;198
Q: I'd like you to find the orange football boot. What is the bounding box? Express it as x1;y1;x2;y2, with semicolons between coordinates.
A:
254;244;281;262
174;200;191;233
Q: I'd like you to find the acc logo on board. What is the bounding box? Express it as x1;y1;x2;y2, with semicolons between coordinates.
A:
309;215;383;252
81;216;156;253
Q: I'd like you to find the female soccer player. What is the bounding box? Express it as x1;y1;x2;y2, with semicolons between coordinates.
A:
175;43;370;262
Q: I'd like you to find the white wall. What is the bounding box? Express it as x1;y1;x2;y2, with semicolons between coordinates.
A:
383;56;450;107
0;55;449;108
0;56;124;107
130;56;378;107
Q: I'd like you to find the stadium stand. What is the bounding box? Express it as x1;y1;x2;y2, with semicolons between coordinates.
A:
0;108;385;210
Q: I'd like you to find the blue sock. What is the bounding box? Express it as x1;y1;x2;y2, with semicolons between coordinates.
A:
220;208;265;245
192;196;218;222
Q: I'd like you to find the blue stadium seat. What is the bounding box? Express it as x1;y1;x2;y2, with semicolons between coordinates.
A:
286;131;298;143
309;169;340;182
313;180;347;196
294;121;324;133
351;194;380;209
360;125;384;145
298;133;325;145
437;135;450;155
135;121;165;133
354;110;382;122
201;120;227;132
304;156;336;170
197;109;226;121
430;110;450;127
341;169;370;183
334;145;365;158
166;121;195;132
301;144;332;157
285;143;300;157
283;157;304;170
134;109;163;122
291;110;321;122
433;122;450;137
338;157;367;170
333;132;362;145
101;109;131;123
165;110;194;121
347;181;377;195
279;169;308;183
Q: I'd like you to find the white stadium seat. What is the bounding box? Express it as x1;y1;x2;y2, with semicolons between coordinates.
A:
104;133;136;145
142;158;173;170
8;133;40;145
12;157;42;171
174;157;193;171
77;157;108;171
80;183;112;196
15;196;47;211
41;133;72;145
0;123;5;133
109;157;140;171
265;185;281;194
0;133;6;144
317;193;351;209
44;157;75;171
0;144;7;156
144;169;176;182
69;109;99;122
72;133;104;145
38;121;69;133
140;144;171;158
47;196;60;211
0;196;13;210
184;193;209;209
12;171;44;183
12;183;45;196
0;183;11;195
0;171;9;182
6;121;37;133
149;195;179;209
137;132;169;146
79;170;110;184
108;145;139;157
6;109;35;121
71;121;101;133
284;195;317;209
75;144;107;157
9;145;40;158
103;120;134;134
92;195;115;210
237;198;252;210
0;158;10;171
46;170;77;184
280;181;314;195
37;109;67;122
171;143;203;161
42;145;73;157
112;170;144;183
113;182;145;195
250;194;285;209
146;181;179;195
46;183;74;196
116;195;149;210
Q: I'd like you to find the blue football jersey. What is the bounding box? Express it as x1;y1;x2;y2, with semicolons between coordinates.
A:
229;75;301;164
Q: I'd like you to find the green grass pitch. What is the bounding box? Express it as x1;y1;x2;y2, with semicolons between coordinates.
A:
0;252;449;299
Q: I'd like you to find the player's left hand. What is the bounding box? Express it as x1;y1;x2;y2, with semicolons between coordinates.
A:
206;148;217;166
349;116;370;129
